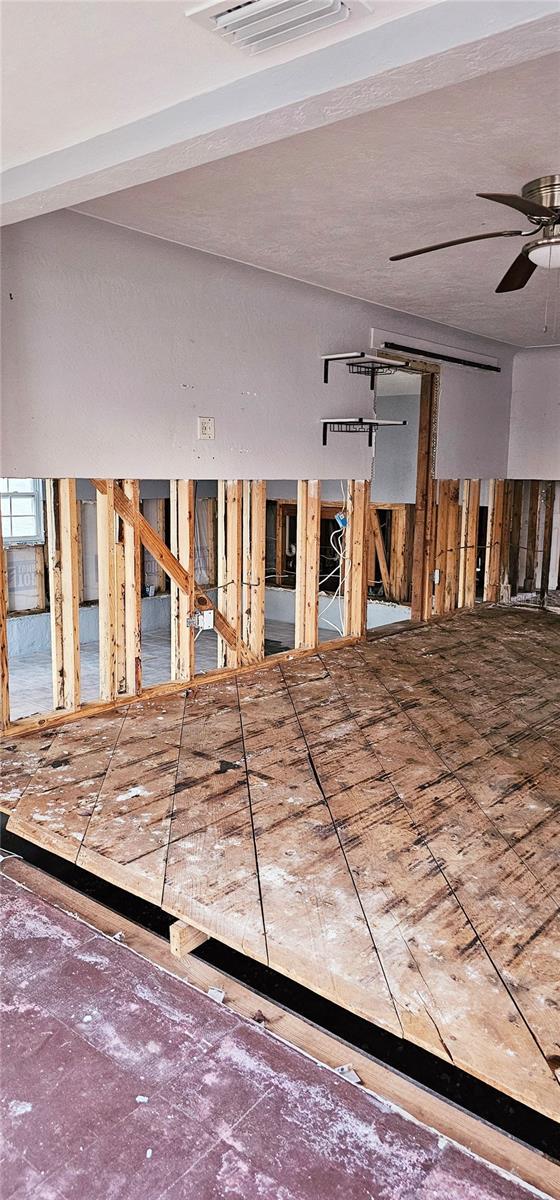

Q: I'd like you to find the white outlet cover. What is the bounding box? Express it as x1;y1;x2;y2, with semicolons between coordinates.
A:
198;416;215;440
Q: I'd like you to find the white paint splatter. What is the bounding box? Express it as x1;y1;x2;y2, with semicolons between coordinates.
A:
8;1100;32;1117
146;1148;153;1160
136;1096;149;1104
115;786;151;803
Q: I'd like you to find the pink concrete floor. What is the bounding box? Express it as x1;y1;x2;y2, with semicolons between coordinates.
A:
0;874;543;1200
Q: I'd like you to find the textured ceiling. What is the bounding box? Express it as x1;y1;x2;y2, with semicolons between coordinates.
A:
0;0;436;170
77;53;560;347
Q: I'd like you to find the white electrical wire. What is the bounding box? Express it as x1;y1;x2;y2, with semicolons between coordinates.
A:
319;523;347;637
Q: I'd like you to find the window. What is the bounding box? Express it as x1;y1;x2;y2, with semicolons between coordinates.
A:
0;479;44;545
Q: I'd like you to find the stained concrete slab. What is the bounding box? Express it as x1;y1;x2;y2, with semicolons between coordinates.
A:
0;875;546;1200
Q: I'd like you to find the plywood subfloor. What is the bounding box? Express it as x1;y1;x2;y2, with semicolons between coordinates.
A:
2;607;559;1121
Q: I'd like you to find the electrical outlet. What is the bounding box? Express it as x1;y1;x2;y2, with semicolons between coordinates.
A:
197;416;215;440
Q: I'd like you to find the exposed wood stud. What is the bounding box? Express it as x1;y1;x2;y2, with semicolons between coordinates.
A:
76;501;84;605
305;481;321;648
484;479;505;603
225;480;243;668
539;481;555;606
370;507;390;599
97;479;118;702
249;480;266;660
274;501;284;586
294;481;308;649
143;498;166;594
443;480;460;614
389;506;409;602
524;480;540;591
45;480;65;711
0;521;9;731
217;481;227;669
122;479;142;695
344;481;369;637
509;480;524;597
205;498;217;587
366;511;376;589
58;479;81;710
410;370;438;621
433;481;448;617
115;528;127;694
170;480;195;682
242;481;251;646
91;480;254;666
499;480;514;601
458;479;480;610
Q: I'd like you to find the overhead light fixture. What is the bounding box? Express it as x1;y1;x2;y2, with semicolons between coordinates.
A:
527;233;560;269
192;0;351;53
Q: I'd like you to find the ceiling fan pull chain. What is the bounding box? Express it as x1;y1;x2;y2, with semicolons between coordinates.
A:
543;246;552;333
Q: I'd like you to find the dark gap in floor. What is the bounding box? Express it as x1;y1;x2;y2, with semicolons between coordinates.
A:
2;817;557;1160
1;817;172;937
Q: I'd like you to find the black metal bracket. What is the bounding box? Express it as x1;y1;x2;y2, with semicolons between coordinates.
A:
322;351;411;390
322;418;407;446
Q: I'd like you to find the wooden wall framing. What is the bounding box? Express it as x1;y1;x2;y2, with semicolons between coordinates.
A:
45;479;81;711
170;480;195;683
295;481;321;648
2;463;558;738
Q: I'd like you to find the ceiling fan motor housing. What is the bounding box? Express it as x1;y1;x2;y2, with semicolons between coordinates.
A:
522;175;560;221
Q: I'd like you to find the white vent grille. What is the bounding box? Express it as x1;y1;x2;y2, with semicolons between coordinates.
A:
189;0;358;54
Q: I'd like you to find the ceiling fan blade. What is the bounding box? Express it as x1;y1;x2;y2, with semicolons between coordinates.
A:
477;192;553;220
389;229;522;262
495;251;537;293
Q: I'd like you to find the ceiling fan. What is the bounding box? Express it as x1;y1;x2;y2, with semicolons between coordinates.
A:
389;175;560;293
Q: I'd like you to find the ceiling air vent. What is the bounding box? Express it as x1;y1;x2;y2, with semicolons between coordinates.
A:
189;0;356;54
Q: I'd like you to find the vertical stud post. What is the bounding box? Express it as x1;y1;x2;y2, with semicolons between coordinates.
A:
58;479;81;709
225;481;243;668
45;480;65;710
344;481;368;637
123;479;142;695
170;480;195;682
217;481;227;669
249;480;266;660
294;481;308;649
458;479;480;610
97;479;117;702
304;480;321;648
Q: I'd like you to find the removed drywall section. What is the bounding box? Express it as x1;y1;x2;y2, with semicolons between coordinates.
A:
6;546;45;612
7;594;170;658
507;347;560;480
1;210;514;480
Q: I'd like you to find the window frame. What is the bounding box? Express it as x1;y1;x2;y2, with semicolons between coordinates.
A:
0;478;45;547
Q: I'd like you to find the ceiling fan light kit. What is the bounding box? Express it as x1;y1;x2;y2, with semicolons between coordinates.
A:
390;174;560;293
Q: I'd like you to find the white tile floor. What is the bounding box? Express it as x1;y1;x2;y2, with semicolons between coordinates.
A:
7;620;303;721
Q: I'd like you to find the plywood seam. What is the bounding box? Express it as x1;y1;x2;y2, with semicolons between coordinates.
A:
353;643;560;1087
278;659;405;1040
234;674;270;967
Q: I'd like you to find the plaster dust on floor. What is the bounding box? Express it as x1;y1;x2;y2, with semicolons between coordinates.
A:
1;871;552;1200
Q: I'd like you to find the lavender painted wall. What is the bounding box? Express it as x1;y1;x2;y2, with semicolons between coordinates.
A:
507;347;560;480
2;210;517;480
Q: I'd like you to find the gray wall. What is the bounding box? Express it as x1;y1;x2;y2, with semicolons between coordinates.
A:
507;347;560;480
1;210;517;482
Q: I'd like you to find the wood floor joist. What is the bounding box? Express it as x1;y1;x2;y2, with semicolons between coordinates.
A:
2;607;559;1123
